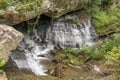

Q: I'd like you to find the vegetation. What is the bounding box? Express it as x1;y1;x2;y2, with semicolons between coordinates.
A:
0;59;6;75
0;0;9;9
60;33;120;65
105;46;120;69
85;0;120;34
0;47;6;75
0;0;43;11
104;34;120;77
20;0;43;34
0;0;120;79
0;0;43;34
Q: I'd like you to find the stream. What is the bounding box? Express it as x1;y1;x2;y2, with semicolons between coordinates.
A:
4;12;99;79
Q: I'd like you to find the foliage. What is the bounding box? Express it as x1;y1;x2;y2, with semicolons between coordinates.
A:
72;18;80;25
60;33;120;65
85;0;120;34
0;70;4;75
15;0;43;34
104;34;120;69
0;0;9;9
0;59;6;75
106;46;120;64
79;46;103;60
16;0;43;13
0;0;43;34
60;46;103;65
0;59;6;67
93;0;117;6
101;34;120;52
95;33;120;58
60;49;80;65
92;4;120;34
115;74;120;80
105;46;120;72
0;0;43;10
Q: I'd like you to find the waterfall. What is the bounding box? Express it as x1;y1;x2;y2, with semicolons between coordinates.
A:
10;12;98;76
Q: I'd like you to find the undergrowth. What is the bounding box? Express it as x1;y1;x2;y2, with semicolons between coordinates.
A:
60;33;120;65
85;0;120;35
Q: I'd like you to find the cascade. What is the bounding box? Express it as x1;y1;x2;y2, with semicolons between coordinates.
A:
10;12;98;76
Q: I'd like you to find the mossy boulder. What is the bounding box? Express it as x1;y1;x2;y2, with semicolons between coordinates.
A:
0;0;91;25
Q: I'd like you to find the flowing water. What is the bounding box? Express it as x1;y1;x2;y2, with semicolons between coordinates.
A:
10;12;98;76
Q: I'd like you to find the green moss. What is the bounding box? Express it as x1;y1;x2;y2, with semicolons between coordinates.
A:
0;0;43;12
0;0;9;9
15;0;43;13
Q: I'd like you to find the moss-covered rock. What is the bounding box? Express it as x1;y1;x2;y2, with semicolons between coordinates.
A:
0;0;91;25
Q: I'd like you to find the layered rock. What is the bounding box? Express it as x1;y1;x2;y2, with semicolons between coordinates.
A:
0;0;91;25
0;24;23;62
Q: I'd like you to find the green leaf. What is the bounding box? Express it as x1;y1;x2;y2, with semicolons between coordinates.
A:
0;70;3;75
0;60;6;67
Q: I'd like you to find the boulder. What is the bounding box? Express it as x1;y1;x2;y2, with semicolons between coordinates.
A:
0;24;23;62
0;0;91;25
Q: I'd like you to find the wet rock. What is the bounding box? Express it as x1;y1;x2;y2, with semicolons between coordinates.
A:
0;24;23;62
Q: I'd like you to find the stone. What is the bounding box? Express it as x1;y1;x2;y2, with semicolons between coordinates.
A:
0;0;91;25
0;24;23;62
0;72;7;80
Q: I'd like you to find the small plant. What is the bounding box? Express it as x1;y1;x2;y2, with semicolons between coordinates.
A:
0;70;4;75
0;0;9;9
60;46;103;65
105;46;120;69
0;59;6;75
101;33;120;53
0;59;6;67
60;48;80;65
115;74;120;80
72;18;80;25
105;45;120;78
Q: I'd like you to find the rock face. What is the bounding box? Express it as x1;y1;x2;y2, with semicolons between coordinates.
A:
0;24;23;62
0;0;91;25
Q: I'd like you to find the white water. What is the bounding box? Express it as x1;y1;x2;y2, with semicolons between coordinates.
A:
11;13;98;76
